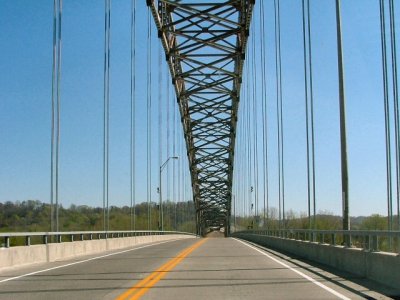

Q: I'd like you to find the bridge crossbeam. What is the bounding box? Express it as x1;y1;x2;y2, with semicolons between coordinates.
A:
150;0;254;235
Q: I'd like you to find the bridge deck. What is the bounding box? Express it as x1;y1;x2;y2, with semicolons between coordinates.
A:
0;238;394;299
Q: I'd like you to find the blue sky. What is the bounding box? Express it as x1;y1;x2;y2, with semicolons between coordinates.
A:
243;0;399;217
0;0;399;218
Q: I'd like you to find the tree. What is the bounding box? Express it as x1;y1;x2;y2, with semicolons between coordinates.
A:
360;214;387;230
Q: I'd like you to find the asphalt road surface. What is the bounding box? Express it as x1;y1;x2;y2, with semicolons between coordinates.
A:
0;237;396;299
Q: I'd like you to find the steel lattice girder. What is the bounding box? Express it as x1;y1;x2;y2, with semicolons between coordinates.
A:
150;0;253;233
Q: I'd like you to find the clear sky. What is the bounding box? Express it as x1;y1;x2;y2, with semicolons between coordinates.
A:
0;0;399;218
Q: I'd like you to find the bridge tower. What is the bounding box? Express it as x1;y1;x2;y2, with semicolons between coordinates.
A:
149;0;254;236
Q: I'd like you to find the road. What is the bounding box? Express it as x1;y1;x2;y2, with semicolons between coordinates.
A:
0;237;394;299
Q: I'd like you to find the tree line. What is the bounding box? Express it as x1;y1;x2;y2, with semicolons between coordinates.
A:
0;200;196;233
233;207;399;231
0;200;397;234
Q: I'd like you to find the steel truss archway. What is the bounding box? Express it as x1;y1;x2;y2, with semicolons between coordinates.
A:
149;0;254;236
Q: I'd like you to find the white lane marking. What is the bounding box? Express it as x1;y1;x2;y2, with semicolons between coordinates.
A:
0;239;185;284
233;238;351;300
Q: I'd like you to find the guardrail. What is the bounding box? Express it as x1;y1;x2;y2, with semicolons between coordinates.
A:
0;230;197;248
233;229;400;254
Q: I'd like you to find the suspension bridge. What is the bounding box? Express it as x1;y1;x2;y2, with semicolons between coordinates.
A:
1;0;400;299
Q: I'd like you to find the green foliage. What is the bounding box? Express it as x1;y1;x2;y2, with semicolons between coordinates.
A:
2;200;397;235
360;214;387;230
231;207;398;232
0;200;196;234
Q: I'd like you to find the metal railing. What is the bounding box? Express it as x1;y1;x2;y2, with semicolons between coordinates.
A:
0;230;196;248
233;229;400;254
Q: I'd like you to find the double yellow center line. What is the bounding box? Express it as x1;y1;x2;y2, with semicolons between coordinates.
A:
116;238;207;300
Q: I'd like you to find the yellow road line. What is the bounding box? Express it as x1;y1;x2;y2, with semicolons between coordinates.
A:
115;238;207;300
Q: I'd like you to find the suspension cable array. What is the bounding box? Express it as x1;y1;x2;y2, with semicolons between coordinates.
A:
259;0;269;227
389;0;400;231
149;0;254;235
302;0;316;230
379;0;400;233
41;1;400;236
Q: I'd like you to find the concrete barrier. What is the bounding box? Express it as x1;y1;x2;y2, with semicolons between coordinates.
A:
233;233;400;290
0;234;195;270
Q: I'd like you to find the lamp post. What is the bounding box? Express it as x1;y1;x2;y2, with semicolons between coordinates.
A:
159;156;179;231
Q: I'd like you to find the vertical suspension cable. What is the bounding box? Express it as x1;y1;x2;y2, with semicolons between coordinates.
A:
274;0;280;227
240;108;244;220
146;7;152;230
181;132;185;228
251;23;259;224
246;62;250;219
173;84;177;230
239;100;244;219
158;42;163;231
307;0;317;229
189;159;193;232
250;27;255;221
302;0;316;230
238;91;243;219
274;0;283;228
302;0;312;230
50;0;57;233
240;76;246;220
178;130;182;229
50;0;62;233
237;113;241;220
260;0;269;228
55;0;62;232
244;94;246;221
103;0;111;232
380;0;393;232
240;70;244;219
244;60;248;218
130;0;136;231
234;115;237;222
177;125;180;230
242;60;245;219
102;0;107;232
103;0;107;232
107;0;111;232
166;65;171;229
182;136;185;230
389;0;400;230
246;56;252;219
278;0;285;228
239;146;242;221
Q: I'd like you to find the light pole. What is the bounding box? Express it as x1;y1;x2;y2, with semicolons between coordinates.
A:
159;156;179;231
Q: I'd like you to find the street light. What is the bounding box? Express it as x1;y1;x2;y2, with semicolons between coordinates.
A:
159;156;179;231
